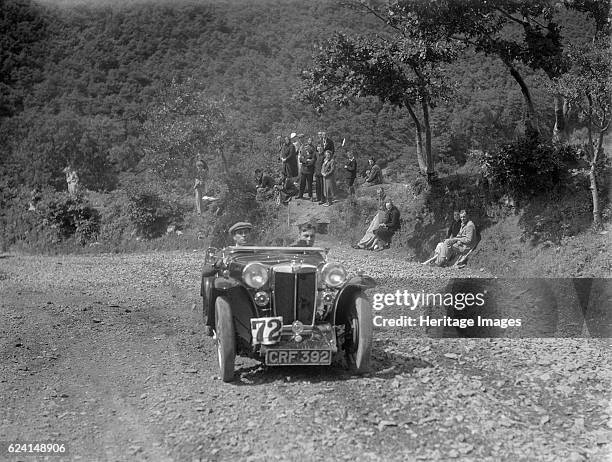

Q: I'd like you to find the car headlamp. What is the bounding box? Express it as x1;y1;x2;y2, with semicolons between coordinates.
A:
242;262;269;289
320;262;347;288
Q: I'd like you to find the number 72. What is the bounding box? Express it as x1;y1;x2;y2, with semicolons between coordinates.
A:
250;317;283;345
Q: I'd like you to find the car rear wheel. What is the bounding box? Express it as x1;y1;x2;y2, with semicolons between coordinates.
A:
345;293;373;374
215;296;236;382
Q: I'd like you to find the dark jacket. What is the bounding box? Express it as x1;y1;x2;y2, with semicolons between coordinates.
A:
446;219;462;239
280;143;298;177
299;144;316;175
382;206;401;232
322;137;334;154
344;158;357;179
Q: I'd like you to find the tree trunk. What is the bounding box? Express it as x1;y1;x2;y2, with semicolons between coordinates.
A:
504;60;538;133
405;102;428;175
552;94;567;143
420;99;435;180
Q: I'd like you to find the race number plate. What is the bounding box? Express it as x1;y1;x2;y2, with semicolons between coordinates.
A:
250;317;283;345
265;349;332;366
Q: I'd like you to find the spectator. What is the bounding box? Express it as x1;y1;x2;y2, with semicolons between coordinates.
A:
275;173;299;205
63;165;80;196
193;159;209;215
372;199;400;250
355;187;386;250
297;137;316;200
344;151;357;196
279;135;298;179
365;158;383;185
320;150;336;207
255;168;275;200
423;210;478;266
292;133;304;176
447;210;462;239
319;131;335;155
314;144;326;204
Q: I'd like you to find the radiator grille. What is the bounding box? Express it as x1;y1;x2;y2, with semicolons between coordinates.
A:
273;269;316;325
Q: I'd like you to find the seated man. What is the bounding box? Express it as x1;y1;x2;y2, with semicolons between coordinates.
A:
255;168;275;199
423;210;477;267
365;158;383;185
372;199;400;250
274;173;299;205
290;222;316;247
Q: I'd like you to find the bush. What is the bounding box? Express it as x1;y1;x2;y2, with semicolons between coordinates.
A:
127;190;185;239
41;193;101;244
480;131;572;201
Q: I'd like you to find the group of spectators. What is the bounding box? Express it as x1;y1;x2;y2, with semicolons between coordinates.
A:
255;131;385;206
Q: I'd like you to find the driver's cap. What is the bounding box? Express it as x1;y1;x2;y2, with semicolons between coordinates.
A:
229;222;253;235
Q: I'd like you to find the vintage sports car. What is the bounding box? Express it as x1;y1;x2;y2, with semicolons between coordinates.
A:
201;246;375;382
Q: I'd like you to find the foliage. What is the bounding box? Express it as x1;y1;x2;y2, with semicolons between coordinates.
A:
126;188;185;239
480;131;571;201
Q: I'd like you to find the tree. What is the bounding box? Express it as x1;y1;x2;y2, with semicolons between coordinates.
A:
550;38;610;229
298;1;458;180
385;0;569;135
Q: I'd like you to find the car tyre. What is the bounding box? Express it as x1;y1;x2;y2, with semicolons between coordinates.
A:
345;293;373;374
215;296;236;382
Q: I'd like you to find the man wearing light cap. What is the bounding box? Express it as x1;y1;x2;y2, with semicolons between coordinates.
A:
229;221;253;246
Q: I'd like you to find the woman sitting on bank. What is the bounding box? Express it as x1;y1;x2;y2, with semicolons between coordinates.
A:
371;198;401;250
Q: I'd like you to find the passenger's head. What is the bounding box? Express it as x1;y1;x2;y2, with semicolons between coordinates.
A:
459;209;468;224
297;223;316;247
229;222;253;246
453;210;461;221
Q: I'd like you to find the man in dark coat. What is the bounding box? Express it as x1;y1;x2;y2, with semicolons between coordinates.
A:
313;144;326;204
373;199;400;249
319;131;335;155
343;151;357;196
297;137;316;200
279;135;298;178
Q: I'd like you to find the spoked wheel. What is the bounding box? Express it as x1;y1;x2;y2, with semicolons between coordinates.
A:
344;293;373;374
215;296;236;382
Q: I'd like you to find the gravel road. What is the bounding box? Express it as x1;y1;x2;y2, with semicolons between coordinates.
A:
1;248;610;461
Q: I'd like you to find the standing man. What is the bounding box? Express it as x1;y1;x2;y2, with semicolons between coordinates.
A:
297;137;316;200
291;222;316;247
279;135;298;180
194;159;209;215
320;131;335;155
314;144;326;204
344;151;357;196
63;165;80;196
321;150;336;207
292;133;303;177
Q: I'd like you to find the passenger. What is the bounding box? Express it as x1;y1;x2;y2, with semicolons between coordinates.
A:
291;223;316;247
372;199;400;250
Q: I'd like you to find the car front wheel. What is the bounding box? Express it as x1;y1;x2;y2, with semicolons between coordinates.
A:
345;293;373;374
215;296;236;382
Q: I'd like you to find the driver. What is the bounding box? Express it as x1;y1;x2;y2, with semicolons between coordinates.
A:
205;221;254;336
291;222;316;247
229;221;253;246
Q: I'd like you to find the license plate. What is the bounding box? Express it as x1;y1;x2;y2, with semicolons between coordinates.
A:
251;317;283;345
265;349;332;366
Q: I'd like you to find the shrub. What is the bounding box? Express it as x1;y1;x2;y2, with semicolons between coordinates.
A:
480;131;571;201
127;190;184;239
